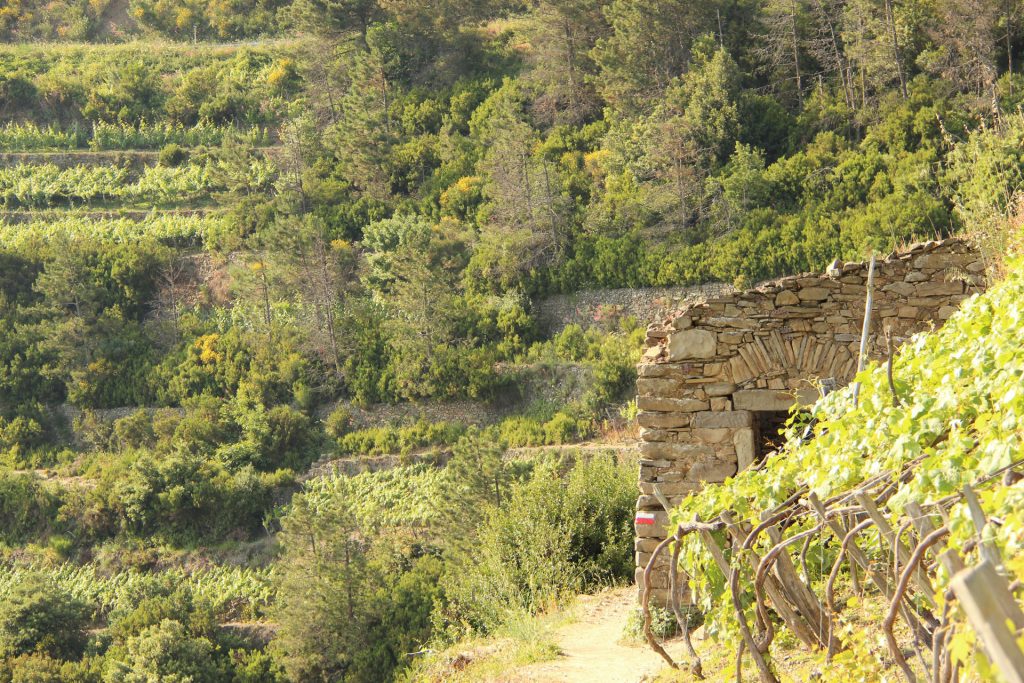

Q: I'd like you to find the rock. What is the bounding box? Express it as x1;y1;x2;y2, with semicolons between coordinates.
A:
686;458;737;483
938;305;957;319
732;389;796;411
797;287;830;301
709;397;732;411
881;281;916;296
667;329;718;360
672;315;693;330
913;253;953;269
636;396;708;412
635;510;671;537
693;427;731;444
965;260;986;273
734;428;756;471
637;412;691;429
775;290;800;306
897;306;918;318
692;410;753;429
826;258;842;277
705;382;737;397
639;481;701;496
904;271;929;283
915;281;964;296
639;442;715;460
636;378;680;396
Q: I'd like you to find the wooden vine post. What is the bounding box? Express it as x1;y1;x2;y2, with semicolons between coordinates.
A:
852;253;876;407
949;560;1024;683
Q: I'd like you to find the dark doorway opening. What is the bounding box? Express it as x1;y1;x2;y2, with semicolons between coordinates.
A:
752;410;792;465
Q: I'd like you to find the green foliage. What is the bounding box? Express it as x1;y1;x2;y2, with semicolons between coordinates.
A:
335;419;464;457
0;573;89;660
443;454;635;634
104;618;225;683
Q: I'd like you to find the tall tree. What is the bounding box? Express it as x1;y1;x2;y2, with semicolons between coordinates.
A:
591;0;719;113
527;0;609;125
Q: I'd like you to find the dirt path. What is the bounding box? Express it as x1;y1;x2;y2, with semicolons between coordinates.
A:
509;587;688;683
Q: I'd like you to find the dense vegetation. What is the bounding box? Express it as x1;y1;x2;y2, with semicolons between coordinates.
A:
2;0;1024;680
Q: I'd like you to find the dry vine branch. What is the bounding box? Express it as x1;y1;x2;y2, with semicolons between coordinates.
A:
883;527;949;683
669;534;704;679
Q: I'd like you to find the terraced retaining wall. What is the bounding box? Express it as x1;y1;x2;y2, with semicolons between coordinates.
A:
634;238;987;605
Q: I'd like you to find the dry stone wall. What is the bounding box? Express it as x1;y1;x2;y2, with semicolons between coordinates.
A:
634;238;986;605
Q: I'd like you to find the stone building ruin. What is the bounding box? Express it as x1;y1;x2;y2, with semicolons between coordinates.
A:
634;238;987;604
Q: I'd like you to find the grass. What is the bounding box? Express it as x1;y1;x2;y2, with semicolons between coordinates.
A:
403;605;574;682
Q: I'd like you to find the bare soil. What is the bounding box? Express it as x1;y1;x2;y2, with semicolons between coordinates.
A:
506;587;689;683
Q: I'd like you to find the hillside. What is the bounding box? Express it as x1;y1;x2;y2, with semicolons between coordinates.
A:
2;1;1024;682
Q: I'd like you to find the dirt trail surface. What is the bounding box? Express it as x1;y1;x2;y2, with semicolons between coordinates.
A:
509;587;689;683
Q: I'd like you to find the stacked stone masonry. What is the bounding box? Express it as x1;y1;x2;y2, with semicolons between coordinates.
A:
634;238;986;605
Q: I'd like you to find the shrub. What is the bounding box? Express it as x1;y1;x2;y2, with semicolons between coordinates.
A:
0;473;60;544
157;143;189;167
104;619;225;683
443;454;635;633
323;406;353;440
0;573;90;660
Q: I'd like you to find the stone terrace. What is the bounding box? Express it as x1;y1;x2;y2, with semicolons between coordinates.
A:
634;237;986;605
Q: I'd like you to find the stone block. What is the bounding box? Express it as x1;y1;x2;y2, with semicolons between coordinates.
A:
672;315;693;330
638;458;671;468
639;428;673;443
667;329;718;361
710;397;732;411
881;281;916;296
938;305;957;319
904;271;929;283
635;510;671;537
692;410;753;429
639;481;701;496
636;396;708;413
686;458;737;483
639;442;715;460
775;290;800;306
734;428;756;471
915;281;964;296
637;412;691;429
705;382;737;397
707;317;758;329
733;389;797;411
693;427;731;444
913;253;954;269
635;538;663;553
897;306;918;318
636;378;680;396
797;287;830;301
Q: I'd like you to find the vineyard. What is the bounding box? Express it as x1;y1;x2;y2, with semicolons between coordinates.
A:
0;121;270;152
0;160;269;208
0;212;217;247
0;563;274;622
641;257;1024;681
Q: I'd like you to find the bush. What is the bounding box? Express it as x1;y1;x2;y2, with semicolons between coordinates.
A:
323;406;353;440
104;619;225;682
157;143;189;167
0;573;90;660
443;454;635;633
0;473;60;544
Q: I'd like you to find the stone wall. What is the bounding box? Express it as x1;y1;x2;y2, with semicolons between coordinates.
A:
634;238;986;605
535;283;734;334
